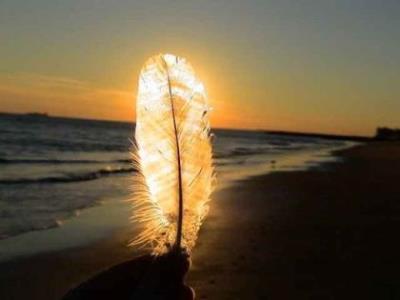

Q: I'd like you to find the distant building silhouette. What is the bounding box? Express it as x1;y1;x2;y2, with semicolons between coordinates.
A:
375;127;400;141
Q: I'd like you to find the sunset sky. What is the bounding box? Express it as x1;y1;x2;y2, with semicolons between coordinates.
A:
1;0;399;136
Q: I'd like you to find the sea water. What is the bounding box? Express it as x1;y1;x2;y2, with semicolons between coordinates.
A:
0;113;353;259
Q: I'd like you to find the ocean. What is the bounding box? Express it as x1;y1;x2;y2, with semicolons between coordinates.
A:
0;113;352;249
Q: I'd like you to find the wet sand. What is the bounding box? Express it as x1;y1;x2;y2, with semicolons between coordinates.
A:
1;142;400;299
188;141;400;299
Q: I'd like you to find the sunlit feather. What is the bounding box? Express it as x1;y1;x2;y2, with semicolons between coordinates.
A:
130;53;214;255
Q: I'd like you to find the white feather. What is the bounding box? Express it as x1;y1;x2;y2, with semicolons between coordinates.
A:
130;53;214;255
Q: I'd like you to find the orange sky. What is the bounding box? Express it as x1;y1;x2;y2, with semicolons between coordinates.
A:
1;1;399;136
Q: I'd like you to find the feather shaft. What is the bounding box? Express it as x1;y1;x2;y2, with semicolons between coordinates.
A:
163;57;184;250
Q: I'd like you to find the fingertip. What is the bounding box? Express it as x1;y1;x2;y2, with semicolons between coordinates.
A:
182;284;195;300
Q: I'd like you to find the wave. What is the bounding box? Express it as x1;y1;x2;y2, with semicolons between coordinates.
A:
0;158;131;164
214;146;274;159
0;167;135;185
213;144;314;159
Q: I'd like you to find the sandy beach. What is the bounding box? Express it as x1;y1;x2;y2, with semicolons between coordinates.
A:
1;141;400;300
188;141;400;299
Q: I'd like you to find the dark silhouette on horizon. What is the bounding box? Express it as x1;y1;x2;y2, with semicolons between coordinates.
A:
375;127;400;141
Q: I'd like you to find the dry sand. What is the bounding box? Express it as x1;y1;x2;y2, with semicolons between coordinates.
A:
1;142;400;299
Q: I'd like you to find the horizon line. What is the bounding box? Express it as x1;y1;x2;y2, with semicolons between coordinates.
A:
0;111;374;140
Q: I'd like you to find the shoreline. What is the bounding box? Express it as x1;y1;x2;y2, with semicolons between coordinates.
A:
0;198;133;262
0;141;353;262
1;141;399;299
